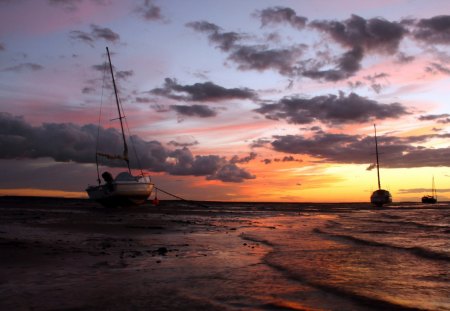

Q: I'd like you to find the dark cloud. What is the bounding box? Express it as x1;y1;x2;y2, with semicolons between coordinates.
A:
425;62;450;75
364;73;389;94
135;97;153;103
186;21;242;52
262;155;302;164
115;70;134;80
250;138;271;148
170;105;217;118
69;30;95;46
2;63;43;72
419;114;450;124
0;42;5;51
151;78;256;102
90;24;120;42
255;92;408;125
0;113;255;183
135;0;163;21
70;24;120;46
229;44;305;76
82;87;95;94
413;15;450;44
168;140;199;148
207;163;256;182
310;14;406;53
396;52;415;63
256;6;308;29
302;46;363;81
230;152;257;164
187;20;305;76
270;131;450;168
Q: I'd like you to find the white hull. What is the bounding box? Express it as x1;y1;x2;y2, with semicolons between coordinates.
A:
86;176;153;207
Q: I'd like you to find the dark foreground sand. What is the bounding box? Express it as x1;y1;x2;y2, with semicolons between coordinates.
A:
1;197;317;311
1;197;410;310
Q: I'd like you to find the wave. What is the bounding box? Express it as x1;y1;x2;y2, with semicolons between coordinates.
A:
239;233;276;248
263;254;427;311
314;228;450;262
366;219;450;231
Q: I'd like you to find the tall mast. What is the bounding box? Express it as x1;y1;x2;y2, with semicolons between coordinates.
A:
374;124;381;190
106;47;130;173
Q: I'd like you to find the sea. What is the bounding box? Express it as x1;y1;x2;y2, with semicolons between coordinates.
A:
0;198;449;310
214;202;450;310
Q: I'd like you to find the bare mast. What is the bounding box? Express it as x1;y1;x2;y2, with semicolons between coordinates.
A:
374;124;381;190
106;47;131;173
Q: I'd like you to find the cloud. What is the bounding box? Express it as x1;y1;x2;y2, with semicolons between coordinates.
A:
2;62;43;72
151;78;256;102
0;113;254;183
230;152;257;164
256;6;308;29
168;140;199;148
70;24;120;46
170;104;217;118
229;44;305;76
301;46;363;81
187;20;306;76
419;114;450;124
186;21;242;52
261;155;302;165
135;0;164;21
254;91;408;125
310;14;406;54
425;62;450;75
270;131;450;168
207;163;256;182
0;42;5;51
412;15;450;45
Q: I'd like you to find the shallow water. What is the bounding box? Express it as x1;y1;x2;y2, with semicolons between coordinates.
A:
236;203;450;310
0;198;449;310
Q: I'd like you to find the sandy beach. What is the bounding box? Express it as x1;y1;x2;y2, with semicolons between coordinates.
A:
0;197;314;310
1;197;448;310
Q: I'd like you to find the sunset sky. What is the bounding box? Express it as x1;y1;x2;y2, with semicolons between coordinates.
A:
1;0;450;202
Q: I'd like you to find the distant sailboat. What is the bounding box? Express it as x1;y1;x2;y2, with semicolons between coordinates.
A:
86;47;154;207
370;124;392;207
421;177;437;204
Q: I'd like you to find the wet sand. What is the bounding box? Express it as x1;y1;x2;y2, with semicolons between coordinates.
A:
0;197;290;310
1;197;428;310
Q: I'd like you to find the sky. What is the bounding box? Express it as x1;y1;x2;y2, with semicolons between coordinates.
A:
1;0;450;202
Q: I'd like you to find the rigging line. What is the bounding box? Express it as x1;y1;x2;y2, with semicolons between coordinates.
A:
154;187;209;208
122;109;145;177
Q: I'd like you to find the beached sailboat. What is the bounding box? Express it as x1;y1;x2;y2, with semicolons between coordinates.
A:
86;47;154;207
421;177;437;204
370;124;392;207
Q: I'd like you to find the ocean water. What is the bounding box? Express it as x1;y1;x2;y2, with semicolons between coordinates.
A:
1;198;449;310
232;203;450;310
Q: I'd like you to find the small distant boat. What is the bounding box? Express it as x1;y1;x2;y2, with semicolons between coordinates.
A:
421;177;437;204
86;47;154;207
370;124;392;207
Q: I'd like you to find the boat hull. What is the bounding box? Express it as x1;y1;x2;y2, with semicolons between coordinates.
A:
421;195;437;204
86;181;154;207
370;189;392;207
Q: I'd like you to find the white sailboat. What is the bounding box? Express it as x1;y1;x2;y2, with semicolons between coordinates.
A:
86;47;154;207
370;124;392;207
